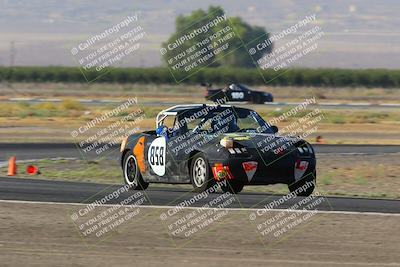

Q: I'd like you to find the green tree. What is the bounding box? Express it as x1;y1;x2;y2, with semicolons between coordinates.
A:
161;6;272;69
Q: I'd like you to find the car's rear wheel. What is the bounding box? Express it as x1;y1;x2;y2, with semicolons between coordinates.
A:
123;153;149;190
190;153;215;192
221;180;244;194
288;172;315;196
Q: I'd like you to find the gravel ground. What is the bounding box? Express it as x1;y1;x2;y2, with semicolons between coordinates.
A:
0;201;399;267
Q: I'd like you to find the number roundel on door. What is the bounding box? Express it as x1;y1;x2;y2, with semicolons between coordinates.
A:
232;92;244;99
148;137;166;176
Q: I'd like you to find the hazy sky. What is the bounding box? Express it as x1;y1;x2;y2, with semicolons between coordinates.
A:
1;0;399;68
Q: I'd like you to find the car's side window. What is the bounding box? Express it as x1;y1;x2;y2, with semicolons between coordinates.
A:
160;115;178;137
162;115;175;129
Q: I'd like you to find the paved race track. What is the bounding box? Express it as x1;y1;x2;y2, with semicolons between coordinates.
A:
0;177;399;213
1;143;399;214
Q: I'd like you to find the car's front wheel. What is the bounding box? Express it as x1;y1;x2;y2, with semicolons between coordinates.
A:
123;153;149;190
190;153;215;192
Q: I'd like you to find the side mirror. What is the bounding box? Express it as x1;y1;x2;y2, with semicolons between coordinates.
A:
270;125;278;133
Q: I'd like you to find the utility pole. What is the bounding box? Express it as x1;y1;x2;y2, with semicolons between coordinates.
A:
6;41;17;92
10;41;16;67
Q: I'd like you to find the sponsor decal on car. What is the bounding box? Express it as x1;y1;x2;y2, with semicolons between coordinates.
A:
242;161;258;182
148;137;166;176
133;136;146;173
212;164;233;180
294;160;309;181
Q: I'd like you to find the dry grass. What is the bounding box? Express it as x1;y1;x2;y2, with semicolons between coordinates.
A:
1;82;400;144
3;82;400;103
1;102;400;144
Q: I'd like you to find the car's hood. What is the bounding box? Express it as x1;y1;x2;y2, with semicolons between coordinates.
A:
219;132;302;150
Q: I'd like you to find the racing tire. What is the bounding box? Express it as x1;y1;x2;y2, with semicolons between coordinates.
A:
190;153;215;192
288;172;316;197
221;180;244;194
123;153;149;190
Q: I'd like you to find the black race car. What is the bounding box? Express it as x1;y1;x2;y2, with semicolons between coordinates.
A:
204;83;273;104
120;104;316;195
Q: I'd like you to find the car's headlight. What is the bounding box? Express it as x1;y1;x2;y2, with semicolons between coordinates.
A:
297;143;314;154
220;137;233;148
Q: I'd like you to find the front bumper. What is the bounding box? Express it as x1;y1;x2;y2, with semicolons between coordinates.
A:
209;152;316;185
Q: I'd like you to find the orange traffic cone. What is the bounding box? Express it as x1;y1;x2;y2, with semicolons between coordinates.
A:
7;156;17;176
316;135;325;144
26;165;40;175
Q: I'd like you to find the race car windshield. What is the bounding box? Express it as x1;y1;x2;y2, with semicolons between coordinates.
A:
229;84;249;91
184;107;275;134
236;84;251;91
235;109;275;134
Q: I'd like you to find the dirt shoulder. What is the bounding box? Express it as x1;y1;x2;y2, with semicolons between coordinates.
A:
0;201;399;267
